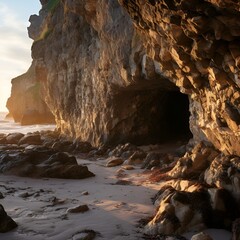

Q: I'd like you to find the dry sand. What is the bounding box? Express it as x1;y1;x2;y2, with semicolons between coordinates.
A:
0;157;232;240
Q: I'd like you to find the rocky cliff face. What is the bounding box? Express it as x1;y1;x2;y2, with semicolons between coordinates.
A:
119;0;240;155
9;0;240;236
7;62;55;125
28;0;193;146
29;0;240;155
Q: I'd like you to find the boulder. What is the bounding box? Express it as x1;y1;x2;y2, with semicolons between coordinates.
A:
73;140;93;153
0;205;17;233
127;150;147;165
204;155;240;197
145;184;239;235
18;133;42;145
52;140;74;152
0;148;94;179
6;133;24;144
168;143;219;179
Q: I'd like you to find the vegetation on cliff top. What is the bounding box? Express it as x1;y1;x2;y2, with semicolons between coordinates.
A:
47;0;61;12
34;0;61;42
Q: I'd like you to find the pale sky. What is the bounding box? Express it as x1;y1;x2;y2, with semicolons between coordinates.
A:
0;0;41;112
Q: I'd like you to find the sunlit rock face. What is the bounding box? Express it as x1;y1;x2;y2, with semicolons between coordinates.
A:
119;0;240;155
29;0;190;146
7;63;55;125
28;0;240;154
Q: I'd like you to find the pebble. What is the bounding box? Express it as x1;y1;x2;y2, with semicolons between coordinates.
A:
81;191;89;196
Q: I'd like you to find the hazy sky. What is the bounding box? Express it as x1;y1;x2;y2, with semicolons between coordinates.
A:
0;0;41;112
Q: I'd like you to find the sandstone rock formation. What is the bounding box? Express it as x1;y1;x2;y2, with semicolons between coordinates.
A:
7;62;55;125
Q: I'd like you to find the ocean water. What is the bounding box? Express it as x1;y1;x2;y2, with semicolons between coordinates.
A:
0;112;56;134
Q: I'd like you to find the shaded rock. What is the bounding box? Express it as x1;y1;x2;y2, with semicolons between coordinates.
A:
106;157;124;167
168;143;219;179
141;152;173;170
145;184;239;235
127;150;147;165
0;204;17;233
142;152;162;169
52;140;74;152
40;131;56;145
0;192;4;199
43;164;94;179
6;133;24;144
116;168;127;178
232;218;240;240
50;197;66;206
45;152;77;165
67;204;89;214
18;192;32;198
0;135;7;145
74;140;93;153
0;148;94;179
114;180;132;186
191;232;213;240
204;154;240;197
18;133;42;145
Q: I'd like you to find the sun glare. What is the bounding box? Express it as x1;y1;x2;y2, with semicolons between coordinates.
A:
0;1;41;112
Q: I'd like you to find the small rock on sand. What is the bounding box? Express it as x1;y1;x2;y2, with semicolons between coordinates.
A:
106;157;124;167
67;204;89;214
191;232;213;240
122;165;134;170
81;191;89;196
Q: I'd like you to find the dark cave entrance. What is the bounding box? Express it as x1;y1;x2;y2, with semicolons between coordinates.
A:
149;90;193;144
112;86;193;145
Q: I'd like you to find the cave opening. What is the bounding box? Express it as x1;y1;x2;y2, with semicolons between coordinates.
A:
112;86;193;145
151;90;193;144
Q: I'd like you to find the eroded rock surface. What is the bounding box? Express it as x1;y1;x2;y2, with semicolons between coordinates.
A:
145;142;240;235
119;0;240;155
24;0;240;155
27;0;192;146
